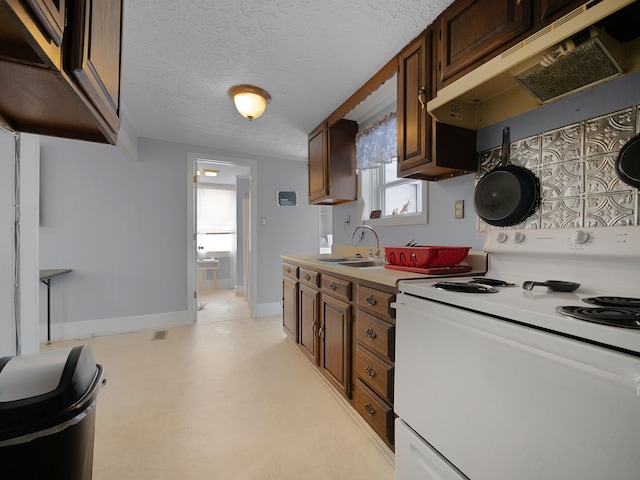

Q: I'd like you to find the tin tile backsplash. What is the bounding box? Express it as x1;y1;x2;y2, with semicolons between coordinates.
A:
477;105;640;232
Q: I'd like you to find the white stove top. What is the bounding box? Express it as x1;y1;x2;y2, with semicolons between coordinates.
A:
398;227;640;354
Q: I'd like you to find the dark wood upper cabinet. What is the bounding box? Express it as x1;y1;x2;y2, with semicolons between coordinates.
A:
436;0;588;89
438;0;533;86
0;0;123;144
67;0;122;135
397;31;433;175
308;119;358;205
23;0;65;46
398;30;477;181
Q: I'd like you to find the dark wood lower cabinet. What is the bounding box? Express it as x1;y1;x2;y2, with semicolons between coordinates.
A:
299;284;320;365
320;295;351;397
282;260;396;450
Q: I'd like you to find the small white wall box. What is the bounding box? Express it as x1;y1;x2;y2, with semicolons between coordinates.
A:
276;191;298;207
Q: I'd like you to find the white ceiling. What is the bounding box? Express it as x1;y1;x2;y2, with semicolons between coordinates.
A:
121;0;453;162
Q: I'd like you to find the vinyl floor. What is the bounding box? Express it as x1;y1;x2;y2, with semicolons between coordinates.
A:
42;289;394;479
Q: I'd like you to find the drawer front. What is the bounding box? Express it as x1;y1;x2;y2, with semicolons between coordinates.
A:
356;310;395;361
321;274;352;302
356;285;395;320
355;379;394;446
282;263;299;280
299;268;320;288
356;346;393;403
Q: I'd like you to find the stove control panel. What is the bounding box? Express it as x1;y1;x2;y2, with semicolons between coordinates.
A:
484;226;639;258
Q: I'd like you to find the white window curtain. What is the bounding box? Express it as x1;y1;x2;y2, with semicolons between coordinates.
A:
355;111;397;171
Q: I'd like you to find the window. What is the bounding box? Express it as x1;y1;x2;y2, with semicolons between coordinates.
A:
197;186;236;252
358;159;427;227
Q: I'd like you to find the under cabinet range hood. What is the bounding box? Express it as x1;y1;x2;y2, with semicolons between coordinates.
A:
428;0;640;130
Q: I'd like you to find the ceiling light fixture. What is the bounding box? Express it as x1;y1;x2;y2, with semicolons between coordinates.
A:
202;169;219;177
228;84;271;121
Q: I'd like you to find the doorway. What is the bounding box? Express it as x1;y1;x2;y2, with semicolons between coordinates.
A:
187;154;256;323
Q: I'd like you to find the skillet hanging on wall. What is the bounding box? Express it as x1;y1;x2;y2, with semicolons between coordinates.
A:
615;132;640;189
474;127;540;227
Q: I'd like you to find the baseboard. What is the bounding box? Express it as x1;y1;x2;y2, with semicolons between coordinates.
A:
254;301;281;317
42;310;194;342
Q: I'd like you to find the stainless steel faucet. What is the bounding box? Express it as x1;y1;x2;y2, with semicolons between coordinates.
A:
352;225;380;259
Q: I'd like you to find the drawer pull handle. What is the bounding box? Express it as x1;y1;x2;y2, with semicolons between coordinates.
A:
364;403;376;416
366;294;377;307
305;273;311;281
365;365;376;378
312;321;317;334
286;267;291;273
365;328;377;340
328;281;337;290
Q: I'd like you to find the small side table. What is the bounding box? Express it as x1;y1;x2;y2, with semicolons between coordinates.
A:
197;259;219;290
40;269;72;344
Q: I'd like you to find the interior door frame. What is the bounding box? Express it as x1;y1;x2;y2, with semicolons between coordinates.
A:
187;152;258;319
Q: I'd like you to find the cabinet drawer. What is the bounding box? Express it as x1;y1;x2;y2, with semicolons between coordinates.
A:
356;346;394;403
299;268;320;288
356;310;395;362
355;379;394;446
356;285;395;321
282;263;299;280
321;274;351;302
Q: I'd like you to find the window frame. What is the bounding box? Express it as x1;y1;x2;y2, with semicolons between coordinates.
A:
357;160;428;227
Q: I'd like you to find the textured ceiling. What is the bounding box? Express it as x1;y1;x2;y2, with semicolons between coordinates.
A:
121;0;453;161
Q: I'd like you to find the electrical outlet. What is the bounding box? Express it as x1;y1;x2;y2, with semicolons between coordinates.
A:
454;200;464;219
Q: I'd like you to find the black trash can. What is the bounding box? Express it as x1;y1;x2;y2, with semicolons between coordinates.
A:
0;345;106;480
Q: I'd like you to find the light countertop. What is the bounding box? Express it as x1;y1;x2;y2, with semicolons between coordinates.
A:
281;250;487;288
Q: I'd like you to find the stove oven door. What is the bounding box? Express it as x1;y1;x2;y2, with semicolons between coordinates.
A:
396;418;468;480
394;293;640;480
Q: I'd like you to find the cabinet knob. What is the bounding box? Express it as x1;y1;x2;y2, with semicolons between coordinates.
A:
286;267;291;273
366;294;377;307
418;86;427;109
305;273;311;281
328;281;337;291
364;403;376;416
318;326;325;339
365;328;377;340
312;321;317;334
365;365;377;378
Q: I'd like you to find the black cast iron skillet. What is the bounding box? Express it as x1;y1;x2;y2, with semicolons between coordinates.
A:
474;127;540;226
616;132;640;189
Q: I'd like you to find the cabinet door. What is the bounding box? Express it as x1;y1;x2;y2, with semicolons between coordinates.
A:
320;295;352;398
299;284;320;365
439;0;532;85
397;31;433;174
282;276;298;342
308;123;328;202
67;0;122;134
23;0;65;45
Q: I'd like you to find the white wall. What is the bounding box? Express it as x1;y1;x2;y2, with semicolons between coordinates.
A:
32;135;318;340
0;132;40;357
0;130;16;355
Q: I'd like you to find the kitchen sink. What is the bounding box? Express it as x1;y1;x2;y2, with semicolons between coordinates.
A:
316;257;352;263
337;260;385;267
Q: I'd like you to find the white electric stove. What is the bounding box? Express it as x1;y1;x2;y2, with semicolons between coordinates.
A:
394;226;640;480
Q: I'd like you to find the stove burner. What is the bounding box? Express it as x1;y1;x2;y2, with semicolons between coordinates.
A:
582;297;640;308
433;282;498;293
556;306;640;329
